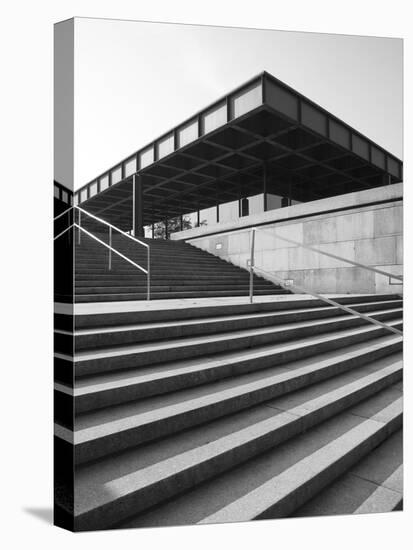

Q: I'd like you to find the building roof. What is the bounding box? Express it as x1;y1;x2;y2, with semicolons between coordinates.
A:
76;71;403;230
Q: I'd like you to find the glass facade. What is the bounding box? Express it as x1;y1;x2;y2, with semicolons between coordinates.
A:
169;191;302;236
219;200;239;224
186;212;198;228
199;206;217;226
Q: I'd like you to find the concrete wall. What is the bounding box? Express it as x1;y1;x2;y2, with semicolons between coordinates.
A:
172;185;403;295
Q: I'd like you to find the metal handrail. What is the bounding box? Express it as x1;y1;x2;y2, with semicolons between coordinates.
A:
253;265;402;336
76;206;149;249
242;225;402;335
74;224;148;275
53;205;73;222
54;212;151;300
54;224;74;241
258;226;403;282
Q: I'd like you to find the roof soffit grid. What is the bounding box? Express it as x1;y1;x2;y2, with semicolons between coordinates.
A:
79;72;402;224
262;72;402;181
77;71;402;209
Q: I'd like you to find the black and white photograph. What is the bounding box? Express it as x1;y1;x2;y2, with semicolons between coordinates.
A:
53;17;404;531
3;2;412;548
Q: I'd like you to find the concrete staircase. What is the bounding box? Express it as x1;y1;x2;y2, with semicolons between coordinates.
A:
54;293;403;530
71;233;286;302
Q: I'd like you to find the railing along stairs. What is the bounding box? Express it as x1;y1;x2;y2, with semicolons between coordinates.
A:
54;206;151;300
243;225;402;336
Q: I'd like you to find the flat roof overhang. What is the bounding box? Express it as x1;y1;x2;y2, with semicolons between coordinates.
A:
77;71;403;231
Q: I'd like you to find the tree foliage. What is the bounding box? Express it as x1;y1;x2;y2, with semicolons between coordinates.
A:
152;215;207;239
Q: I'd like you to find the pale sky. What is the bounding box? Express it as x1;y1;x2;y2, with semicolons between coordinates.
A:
73;18;403;190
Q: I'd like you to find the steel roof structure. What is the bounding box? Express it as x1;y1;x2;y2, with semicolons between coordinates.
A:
76;71;403;232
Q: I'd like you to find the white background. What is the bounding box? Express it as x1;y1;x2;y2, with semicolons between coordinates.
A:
1;1;411;549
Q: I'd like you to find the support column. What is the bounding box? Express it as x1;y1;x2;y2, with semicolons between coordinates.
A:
164;218;169;240
197;209;200;227
132;174;144;238
216;183;220;223
241;197;249;217
263;162;268;212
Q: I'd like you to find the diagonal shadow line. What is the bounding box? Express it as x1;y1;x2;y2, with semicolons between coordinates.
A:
23;507;53;525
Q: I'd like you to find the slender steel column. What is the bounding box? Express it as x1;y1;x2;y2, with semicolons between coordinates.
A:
133;174;144;238
249;228;256;304
165;218;169;240
263;162;268;212
197;210;200;227
241;197;249;217
132;175;135;235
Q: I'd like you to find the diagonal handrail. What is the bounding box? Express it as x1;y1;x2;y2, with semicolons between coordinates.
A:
258;226;403;282
76;206;149;249
53;205;73;222
54;224;74;241
253;265;402;336
241;225;403;335
74;224;148;275
54;211;151;299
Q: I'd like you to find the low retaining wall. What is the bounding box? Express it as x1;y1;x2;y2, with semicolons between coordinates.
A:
172;184;403;295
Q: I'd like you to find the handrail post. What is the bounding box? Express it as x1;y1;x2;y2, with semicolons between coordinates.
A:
147;246;151;300
78;209;81;245
249;228;256;303
108;226;112;270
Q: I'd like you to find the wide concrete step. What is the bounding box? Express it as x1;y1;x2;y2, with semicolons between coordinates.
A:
75;260;240;272
74;274;257;284
70;294;401;329
294;428;403;517
59;300;403;351
74;262;249;273
76;240;203;250
74;284;276;295
74;288;286;302
76;252;232;265
72;379;402;530
64;310;402;377
74;268;254;279
75;249;232;260
56;346;402;466
63;333;402;414
119;386;402;528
